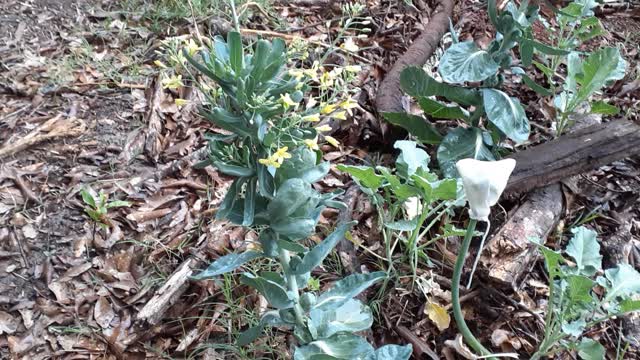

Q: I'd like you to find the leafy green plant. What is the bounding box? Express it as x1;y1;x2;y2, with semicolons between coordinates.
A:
80;187;131;227
384;0;625;177
531;226;640;359
186;31;411;359
338;140;460;279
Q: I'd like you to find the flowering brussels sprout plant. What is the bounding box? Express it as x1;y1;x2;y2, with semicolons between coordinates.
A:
186;31;411;359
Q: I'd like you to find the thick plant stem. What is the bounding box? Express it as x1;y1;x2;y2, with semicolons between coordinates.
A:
278;248;307;328
452;219;495;359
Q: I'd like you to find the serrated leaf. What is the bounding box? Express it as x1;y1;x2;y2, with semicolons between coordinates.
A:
566;227;602;276
337;165;385;190
436;127;495;178
382;113;442;145
577;338;605;360
412;175;457;201
566;275;595;304
603;264;640;302
192;251;263;279
400;67;482;106
418;97;469;120
308;298;373;339
240;273;293;309
570;47;627;109
364;344;413;360
294;333;374;360
294;222;356;275
562;318;586;337
425;302;450;331
314;272;386;311
438;41;499;84
482;88;530;144
394;140;430;177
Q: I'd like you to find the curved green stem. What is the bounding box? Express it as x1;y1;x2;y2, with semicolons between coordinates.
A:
278;248;307;329
452;219;495;359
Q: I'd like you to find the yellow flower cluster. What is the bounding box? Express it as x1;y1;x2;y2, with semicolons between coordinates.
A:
162;75;184;90
258;147;292;168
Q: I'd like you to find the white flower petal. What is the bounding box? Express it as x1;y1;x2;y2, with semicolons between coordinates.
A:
455;158;516;221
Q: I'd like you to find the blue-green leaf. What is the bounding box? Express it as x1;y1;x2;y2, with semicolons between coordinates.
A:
438;41;500;84
294;333;374;360
566;227;602;276
382;112;442;145
384;219;418;231
308;298;373;339
603;264;640;303
589;101;619;115
240;273;293;309
566;275;595;304
399;67;482;106
192;251;263;279
293;222;356;275
482;88;530;144
228;31;244;74
314;272;386;311
436;127;495;178
364;345;413;360
237;311;290;346
394;140;430;177
577;338;605;360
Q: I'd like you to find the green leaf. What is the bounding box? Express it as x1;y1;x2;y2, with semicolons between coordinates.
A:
80;188;96;208
275;147;319;185
259;229;278;257
562;318;586;337
337;165;385;190
571;47;627;109
438;41;500;84
418;97;469;120
192;251;263;279
308;298;373;339
384;219;418;231
522;74;553;96
237;310;290;346
539;245;564;279
482;88;530;144
314;272;386;311
394;140;430;177
243;177;257;226
364;345;413;360
589;101;619;115
294;333;374;360
277;239;307;253
382;113;442;145
268;178;318;221
620;298;640;313
603;264;640;302
228;31;244;74
106;200;131;209
436;127;495;178
566;227;602;276
521;38;571;56
271;218;317;240
566;275;595;304
399;67;482;106
213;161;255;177
293;222;356;275
240;273;293;309
577;338;605;360
412;175;457;201
300;162;331;183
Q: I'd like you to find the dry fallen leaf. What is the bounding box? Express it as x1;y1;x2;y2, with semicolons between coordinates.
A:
0;311;18;335
425;301;451;332
94;296;116;329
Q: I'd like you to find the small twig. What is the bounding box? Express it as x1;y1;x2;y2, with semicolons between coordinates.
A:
187;0;204;44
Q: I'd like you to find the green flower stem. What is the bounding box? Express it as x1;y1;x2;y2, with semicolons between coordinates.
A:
278;248;307;329
452;219;495;359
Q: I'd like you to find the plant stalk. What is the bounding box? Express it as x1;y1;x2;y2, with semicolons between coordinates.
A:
452;219;495;359
278;248;307;329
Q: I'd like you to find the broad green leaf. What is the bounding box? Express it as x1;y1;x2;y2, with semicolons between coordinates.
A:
240;273;293;309
243;177;257;226
566;51;581;94
566;227;602;276
436;127;495;178
228;31;244;74
382;112;442;145
376;167;420;201
394;140;430;177
268;178;318;221
275;147;319;185
337;165;385;190
589;101;619;115
294;333;374;360
193;251;263;279
80;189;96;208
213;161;255;177
521;38;571;56
293;222;356;275
412;175;457;201
277;239;307;253
562;318;586;337
482;88;530;144
400;67;482;106
438;41;500;84
566;275;595;304
505;1;536;27
271;218;317;240
603;264;640;302
577;338;605;360
522;74;553;96
571;47;627;109
364;345;413;360
308;298;373;339
259;229;278;257
620;298;640;313
237;311;289;346
539;245;564;279
418;97;469;120
384;219;418;231
301;162;331;183
314;272;386;311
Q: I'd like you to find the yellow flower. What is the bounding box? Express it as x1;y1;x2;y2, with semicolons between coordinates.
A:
324;136;340;147
341;37;359;52
175;98;190;106
303;61;320;82
280;94;299;109
319;72;333;89
315;125;332;132
329;67;343;78
339;96;359;115
304;137;319;151
288;69;305;81
154;60;167;68
184;39;202;57
169;52;187;66
162;75;184;90
259;157;281;168
344;65;362;73
332;111;347;120
302;113;321;122
320;103;337;115
274;146;292;162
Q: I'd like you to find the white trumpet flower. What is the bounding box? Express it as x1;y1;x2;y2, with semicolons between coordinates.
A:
455;158;516;222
